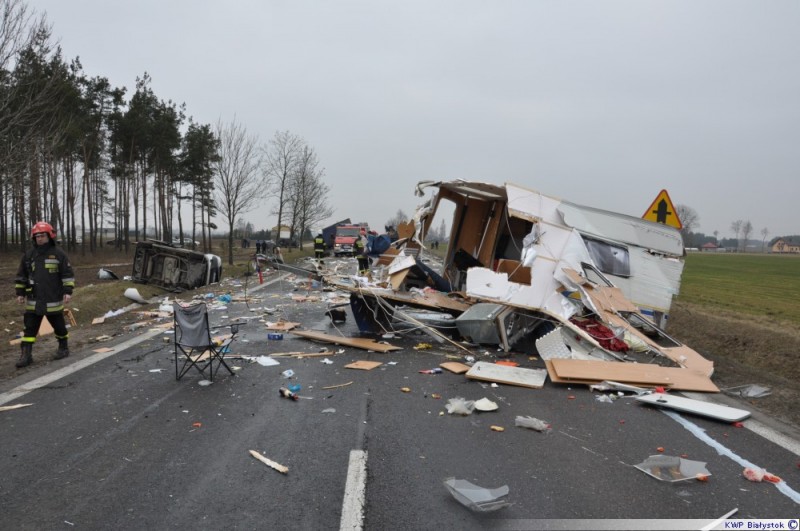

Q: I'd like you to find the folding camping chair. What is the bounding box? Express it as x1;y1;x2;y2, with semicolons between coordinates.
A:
173;302;243;381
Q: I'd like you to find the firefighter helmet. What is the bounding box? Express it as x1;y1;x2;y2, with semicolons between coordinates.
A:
31;221;56;240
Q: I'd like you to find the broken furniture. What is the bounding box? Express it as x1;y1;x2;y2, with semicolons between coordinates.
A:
173;302;242;381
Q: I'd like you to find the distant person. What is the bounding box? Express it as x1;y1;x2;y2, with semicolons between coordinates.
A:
14;222;75;368
355;228;370;276
314;232;325;261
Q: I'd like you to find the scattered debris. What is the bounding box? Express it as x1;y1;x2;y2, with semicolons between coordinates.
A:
635;393;750;422
291;330;402;352
634;455;711;482
322;381;353;390
279;387;299;400
722;384;772;399
256;356;280;366
445;397;475;415
474;398;499;412
97;268;119;280
743;467;781;483
490;425;505;432
466;361;547;389
123;287;149;304
440;362;471;374
249;450;289;474
443;477;512;512
514;416;550;432
344;361;382;371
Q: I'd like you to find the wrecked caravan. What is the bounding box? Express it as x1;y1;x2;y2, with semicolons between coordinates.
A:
131;241;223;291
327;179;714;387
413;180;685;328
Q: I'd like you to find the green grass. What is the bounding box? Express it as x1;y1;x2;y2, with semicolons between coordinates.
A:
677;253;800;325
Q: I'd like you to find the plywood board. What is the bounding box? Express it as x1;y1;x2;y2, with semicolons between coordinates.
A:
389;268;410;291
544;359;609;386
440;361;471;374
549;358;719;393
290;330;402;352
465;361;547;389
345;360;383;370
635;393;750;422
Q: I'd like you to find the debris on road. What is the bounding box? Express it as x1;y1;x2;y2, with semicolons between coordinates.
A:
443;477;512;512
249;450;289;474
634;455;711;482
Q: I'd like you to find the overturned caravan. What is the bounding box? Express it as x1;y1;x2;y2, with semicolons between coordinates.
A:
328;180;715;391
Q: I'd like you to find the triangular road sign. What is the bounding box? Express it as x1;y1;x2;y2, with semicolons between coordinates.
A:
642;190;682;229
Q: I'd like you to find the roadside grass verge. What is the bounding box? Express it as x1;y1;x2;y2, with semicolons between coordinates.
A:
678;253;800;326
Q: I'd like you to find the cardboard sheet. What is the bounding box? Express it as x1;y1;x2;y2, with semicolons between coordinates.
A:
440;361;471;374
466;361;547;389
345;360;383;370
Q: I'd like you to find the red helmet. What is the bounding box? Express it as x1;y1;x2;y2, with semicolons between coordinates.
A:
31;221;56;240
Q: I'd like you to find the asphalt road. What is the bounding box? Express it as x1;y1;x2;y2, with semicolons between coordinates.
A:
1;270;798;530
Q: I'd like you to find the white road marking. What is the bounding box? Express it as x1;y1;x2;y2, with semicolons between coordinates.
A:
340;449;368;531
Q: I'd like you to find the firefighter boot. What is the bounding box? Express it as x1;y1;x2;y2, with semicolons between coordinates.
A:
53;338;70;360
16;343;33;368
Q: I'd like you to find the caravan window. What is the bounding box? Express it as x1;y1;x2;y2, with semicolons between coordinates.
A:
583;237;630;277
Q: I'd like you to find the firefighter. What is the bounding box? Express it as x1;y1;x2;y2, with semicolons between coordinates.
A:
314;232;325;262
355;228;370;276
14;221;76;368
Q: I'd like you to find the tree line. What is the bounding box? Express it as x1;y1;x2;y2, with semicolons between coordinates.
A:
0;0;332;265
676;204;781;252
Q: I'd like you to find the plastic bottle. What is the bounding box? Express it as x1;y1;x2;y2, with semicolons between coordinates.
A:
279;386;299;401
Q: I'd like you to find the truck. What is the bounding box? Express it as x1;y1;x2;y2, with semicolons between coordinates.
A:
321;218;351;252
333;223;368;257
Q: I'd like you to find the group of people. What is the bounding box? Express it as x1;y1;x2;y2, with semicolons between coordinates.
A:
13;222;75;369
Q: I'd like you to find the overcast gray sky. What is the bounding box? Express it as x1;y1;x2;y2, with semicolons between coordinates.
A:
29;0;800;239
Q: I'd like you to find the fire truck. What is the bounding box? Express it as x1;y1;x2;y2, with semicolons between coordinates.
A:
333;223;368;256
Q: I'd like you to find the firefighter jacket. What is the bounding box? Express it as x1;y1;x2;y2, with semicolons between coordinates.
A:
15;240;75;315
355;234;368;257
314;235;325;251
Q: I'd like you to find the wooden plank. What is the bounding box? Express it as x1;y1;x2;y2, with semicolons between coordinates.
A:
550;358;719;393
465;361;547;389
635;393;750;422
290;330;402;352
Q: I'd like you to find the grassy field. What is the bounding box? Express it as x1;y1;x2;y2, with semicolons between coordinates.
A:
677;252;800;326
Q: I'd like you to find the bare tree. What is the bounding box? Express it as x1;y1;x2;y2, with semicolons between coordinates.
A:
213;117;266;265
741;220;753;252
263;130;302;239
288;145;332;248
760;227;769;253
730;220;743;251
675;204;699;246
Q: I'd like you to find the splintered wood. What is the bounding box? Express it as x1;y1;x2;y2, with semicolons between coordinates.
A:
249;450;288;474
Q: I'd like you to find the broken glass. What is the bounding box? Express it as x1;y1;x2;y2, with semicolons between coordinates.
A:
443;477;512;512
634;455;711;482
